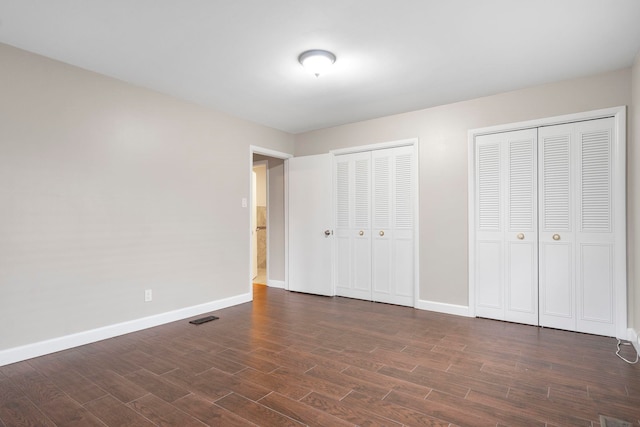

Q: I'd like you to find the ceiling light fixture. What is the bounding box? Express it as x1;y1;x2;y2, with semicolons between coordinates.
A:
298;49;336;78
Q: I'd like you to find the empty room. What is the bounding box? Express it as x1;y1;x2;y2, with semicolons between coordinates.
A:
1;1;640;426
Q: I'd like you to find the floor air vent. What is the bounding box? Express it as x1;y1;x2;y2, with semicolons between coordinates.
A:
599;415;632;427
189;315;219;325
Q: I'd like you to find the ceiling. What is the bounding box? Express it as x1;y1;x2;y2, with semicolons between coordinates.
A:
1;1;639;134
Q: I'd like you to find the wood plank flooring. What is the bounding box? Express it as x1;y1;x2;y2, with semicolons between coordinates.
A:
1;284;639;426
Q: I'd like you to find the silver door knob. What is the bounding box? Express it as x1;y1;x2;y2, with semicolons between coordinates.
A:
379;231;385;236
552;234;561;241
324;230;331;236
359;230;364;236
517;233;525;240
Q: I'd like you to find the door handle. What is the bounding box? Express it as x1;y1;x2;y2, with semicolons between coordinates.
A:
552;234;561;241
324;229;332;236
517;233;525;240
379;231;385;236
359;230;364;236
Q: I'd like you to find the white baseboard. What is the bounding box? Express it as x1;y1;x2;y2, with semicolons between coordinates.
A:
0;292;252;367
628;328;640;356
415;299;471;317
267;280;285;289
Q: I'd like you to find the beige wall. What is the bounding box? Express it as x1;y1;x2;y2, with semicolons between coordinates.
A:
631;52;640;336
295;68;633;310
0;43;294;351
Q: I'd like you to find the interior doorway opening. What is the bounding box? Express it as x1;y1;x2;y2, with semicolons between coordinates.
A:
250;146;291;293
252;161;267;284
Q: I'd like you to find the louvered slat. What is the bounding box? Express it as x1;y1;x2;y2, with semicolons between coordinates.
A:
509;140;534;231
395;153;413;229
542;134;570;231
373;156;390;228
336;161;349;227
478;143;500;230
581;130;611;231
355;158;370;228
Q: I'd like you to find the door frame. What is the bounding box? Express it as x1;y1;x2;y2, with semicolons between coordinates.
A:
249;146;293;294
331;138;420;307
467;106;627;339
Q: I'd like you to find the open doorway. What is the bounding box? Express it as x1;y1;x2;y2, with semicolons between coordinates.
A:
250;147;290;292
252;161;267;284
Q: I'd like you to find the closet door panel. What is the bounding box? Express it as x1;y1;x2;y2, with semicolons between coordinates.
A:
372;234;391;295
579;244;614;332
393;233;414;300
575;118;616;336
474;137;504;319
371;151;393;299
504;132;538;324
476;241;503;316
372;146;414;306
335;153;371;300
506;242;536;318
538;125;575;330
539;242;574;329
474;129;536;323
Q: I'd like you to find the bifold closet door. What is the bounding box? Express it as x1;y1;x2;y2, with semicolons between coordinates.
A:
335;146;416;307
539;117;617;336
371;146;414;306
474;129;538;325
335;152;372;300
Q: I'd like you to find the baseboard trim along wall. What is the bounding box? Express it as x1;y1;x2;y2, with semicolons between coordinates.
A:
0;292;252;367
416;299;471;317
267;280;285;289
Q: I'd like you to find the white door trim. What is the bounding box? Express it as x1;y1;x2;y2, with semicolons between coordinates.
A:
331;138;417;155
467;106;627;339
249;146;293;294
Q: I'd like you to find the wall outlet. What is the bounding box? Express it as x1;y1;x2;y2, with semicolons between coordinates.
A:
144;289;152;302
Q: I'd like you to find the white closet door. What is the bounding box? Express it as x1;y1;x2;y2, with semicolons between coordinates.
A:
371;146;414;307
505;132;538;324
539;117;617;336
575;118;616;336
475;129;537;325
335;152;372;300
538;124;576;331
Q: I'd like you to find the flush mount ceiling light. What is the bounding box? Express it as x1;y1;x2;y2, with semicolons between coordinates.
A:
298;49;336;78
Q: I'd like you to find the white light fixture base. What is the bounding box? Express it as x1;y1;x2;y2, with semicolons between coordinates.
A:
298;49;336;77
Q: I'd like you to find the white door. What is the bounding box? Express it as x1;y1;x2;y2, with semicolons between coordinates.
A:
538;124;575;331
335;152;372;300
474;129;538;325
288;154;334;296
539;118;617;336
371;146;415;306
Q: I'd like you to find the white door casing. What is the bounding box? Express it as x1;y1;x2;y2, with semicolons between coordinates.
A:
288;153;334;296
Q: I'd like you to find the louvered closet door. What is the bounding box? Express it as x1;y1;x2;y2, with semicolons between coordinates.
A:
335;152;372;300
371;146;414;306
539;117;617;336
475;129;538;325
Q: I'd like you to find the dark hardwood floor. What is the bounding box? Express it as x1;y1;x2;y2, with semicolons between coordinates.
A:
1;284;639;426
